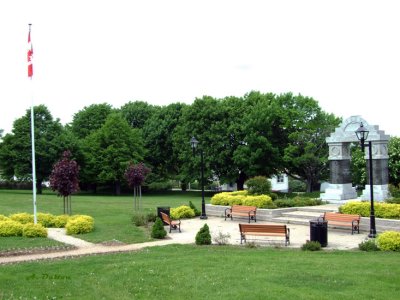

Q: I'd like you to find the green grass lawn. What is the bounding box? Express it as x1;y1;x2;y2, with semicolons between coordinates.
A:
0;244;399;299
0;189;211;247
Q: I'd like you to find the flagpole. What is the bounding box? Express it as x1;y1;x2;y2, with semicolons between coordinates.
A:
28;23;37;224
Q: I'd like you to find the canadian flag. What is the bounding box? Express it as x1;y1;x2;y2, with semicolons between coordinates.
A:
27;27;33;77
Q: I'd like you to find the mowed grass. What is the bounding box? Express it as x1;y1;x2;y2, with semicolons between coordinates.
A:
0;189;211;248
0;244;399;300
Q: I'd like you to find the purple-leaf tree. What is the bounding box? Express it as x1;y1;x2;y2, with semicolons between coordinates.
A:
125;162;150;211
49;150;80;215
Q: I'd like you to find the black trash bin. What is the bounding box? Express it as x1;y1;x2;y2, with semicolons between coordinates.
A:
310;219;328;247
157;207;170;225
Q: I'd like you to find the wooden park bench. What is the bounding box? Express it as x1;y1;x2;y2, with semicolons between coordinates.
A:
225;205;257;223
160;212;181;233
239;224;290;246
320;212;360;234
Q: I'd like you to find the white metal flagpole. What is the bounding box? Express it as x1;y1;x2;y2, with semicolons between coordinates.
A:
28;23;37;224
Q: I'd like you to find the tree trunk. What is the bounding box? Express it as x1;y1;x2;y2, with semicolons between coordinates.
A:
115;180;121;195
36;180;42;194
236;172;247;191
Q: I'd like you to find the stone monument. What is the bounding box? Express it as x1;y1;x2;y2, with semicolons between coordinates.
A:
321;115;390;202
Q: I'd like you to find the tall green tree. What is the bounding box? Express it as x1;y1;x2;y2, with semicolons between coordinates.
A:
0;105;68;193
281;94;341;192
389;136;400;186
143;103;186;181
81;113;145;195
120;101;157;129
70;103;114;139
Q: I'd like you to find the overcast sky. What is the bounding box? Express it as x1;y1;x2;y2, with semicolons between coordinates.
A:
1;0;399;137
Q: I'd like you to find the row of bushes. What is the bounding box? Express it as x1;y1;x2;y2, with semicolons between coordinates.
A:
0;213;94;236
0;221;47;238
339;201;400;219
359;231;400;252
210;191;273;208
210;191;321;208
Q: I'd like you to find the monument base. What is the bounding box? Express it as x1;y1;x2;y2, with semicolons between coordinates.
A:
320;183;357;202
360;184;389;202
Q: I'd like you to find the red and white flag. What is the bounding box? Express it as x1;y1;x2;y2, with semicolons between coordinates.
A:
27;27;33;77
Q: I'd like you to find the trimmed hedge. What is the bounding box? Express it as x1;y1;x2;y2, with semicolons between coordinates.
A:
54;215;70;228
170;205;195;220
377;231;400;251
0;214;9;221
0;220;23;237
210;191;273;208
37;213;57;228
22;223;48;238
339;201;400;219
274;197;322;208
65;215;95;235
9;213;34;224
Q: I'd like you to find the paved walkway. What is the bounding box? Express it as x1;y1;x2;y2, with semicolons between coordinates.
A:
0;217;368;265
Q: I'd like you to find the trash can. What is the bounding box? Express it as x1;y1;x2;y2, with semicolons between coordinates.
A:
309;219;328;247
157;207;170;225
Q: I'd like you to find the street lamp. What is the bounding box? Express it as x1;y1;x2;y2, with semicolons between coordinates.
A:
190;136;207;219
355;122;376;238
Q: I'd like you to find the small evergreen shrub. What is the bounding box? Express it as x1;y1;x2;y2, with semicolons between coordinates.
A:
301;240;321;251
358;239;380;251
289;179;307;192
0;220;23;237
195;224;212;245
339;201;400;219
146;212;157;223
37;213;57;228
0;215;9;221
54;215;70;228
9;213;34;224
22;223;48;238
170;205;195;220
151;217;167;239
268;192;278;201
377;231;400;251
65;215;94;235
189;201;201;216
245;176;272;195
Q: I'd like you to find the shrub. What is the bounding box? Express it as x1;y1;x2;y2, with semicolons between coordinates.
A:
339;201;400;219
151;217;167;239
245;176;271;195
242;195;273;208
210;191;273;208
0;215;9;221
54;215;70;228
147;181;173;192
37;213;57;228
9;213;34;224
195;224;211;245
212;231;231;245
132;211;156;226
386;198;400;204
274;197;322;208
358;239;380;251
389;184;400;198
189;201;201;216
269;192;278;201
170;205;195;220
289;179;307;192
377;231;400;251
22;223;48;238
65;215;94;235
0;220;23;237
301;240;321;251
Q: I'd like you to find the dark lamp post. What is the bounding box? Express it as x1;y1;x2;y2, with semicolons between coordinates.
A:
190;136;207;219
355;122;376;238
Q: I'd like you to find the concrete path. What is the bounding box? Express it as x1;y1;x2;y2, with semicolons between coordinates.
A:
0;217;368;265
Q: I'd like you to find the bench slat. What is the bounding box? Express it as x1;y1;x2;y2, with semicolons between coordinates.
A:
225;205;257;223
